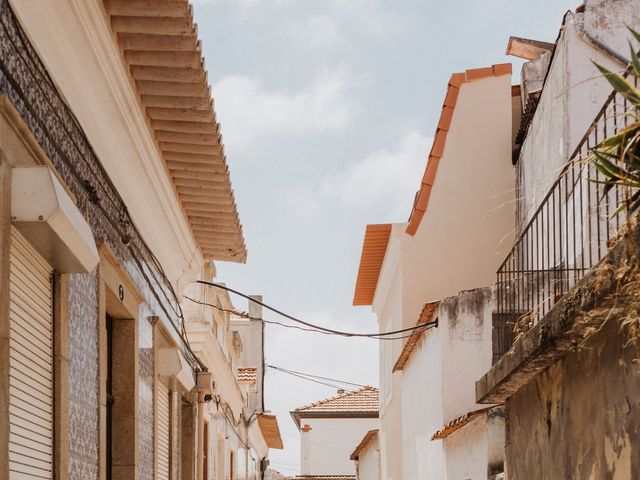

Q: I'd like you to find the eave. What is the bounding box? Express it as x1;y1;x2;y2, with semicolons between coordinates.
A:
102;0;246;262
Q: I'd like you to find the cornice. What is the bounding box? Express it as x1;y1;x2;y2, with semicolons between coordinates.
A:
63;0;202;283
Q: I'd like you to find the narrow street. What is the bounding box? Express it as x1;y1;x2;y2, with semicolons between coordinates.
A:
0;1;639;479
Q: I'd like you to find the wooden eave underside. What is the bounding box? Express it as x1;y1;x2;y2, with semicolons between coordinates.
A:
103;0;246;263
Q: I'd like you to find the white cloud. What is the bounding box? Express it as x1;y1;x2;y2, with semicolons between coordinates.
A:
289;14;347;52
286;0;395;53
213;71;354;149
291;130;431;220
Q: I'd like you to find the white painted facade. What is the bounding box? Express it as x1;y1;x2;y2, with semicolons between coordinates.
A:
185;281;276;480
516;3;639;228
354;434;380;480
369;72;516;480
398;287;505;480
299;417;379;476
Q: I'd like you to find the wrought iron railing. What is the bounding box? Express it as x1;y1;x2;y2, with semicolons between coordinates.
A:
495;68;639;357
0;0;203;370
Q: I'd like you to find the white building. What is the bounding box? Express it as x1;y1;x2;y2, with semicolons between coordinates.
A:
353;64;518;479
290;387;380;478
350;429;380;480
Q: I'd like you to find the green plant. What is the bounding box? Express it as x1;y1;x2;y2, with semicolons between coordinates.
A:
590;28;640;213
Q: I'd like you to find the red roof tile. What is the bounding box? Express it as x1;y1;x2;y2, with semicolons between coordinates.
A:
431;407;492;440
353;224;392;306
392;302;439;372
237;367;257;384
350;429;379;461
291;387;379;427
406;63;512;236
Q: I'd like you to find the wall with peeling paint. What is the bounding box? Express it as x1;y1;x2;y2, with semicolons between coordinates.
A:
400;286;505;480
505;318;640;479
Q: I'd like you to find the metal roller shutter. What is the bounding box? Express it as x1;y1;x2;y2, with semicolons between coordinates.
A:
157;377;171;480
8;226;54;480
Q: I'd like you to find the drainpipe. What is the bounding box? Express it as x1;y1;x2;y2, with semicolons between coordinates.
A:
196;372;214;480
196;390;205;480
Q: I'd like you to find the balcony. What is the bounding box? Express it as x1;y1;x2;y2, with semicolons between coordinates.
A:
492;70;639;362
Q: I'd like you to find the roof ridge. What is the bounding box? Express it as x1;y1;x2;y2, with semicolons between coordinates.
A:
294;385;379;412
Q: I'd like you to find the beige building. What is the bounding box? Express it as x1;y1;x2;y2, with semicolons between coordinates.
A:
353;64;517;480
0;0;280;479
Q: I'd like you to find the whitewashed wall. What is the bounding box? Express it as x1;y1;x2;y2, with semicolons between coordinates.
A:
300;417;379;476
516;11;628;228
357;435;381;480
372;72;514;480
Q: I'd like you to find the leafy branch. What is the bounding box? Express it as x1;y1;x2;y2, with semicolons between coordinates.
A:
590;28;640;214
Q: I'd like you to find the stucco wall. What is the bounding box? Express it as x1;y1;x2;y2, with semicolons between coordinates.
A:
440;288;494;422
373;72;514;480
516;11;630;229
399;287;504;480
375;236;405;480
300;417;379;476
505;318;640;479
357;436;380;480
444;415;488;480
400;73;515;329
401;323;444;480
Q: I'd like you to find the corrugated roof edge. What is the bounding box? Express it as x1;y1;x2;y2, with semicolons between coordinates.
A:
405;63;512;236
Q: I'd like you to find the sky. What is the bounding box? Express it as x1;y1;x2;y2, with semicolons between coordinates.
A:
192;0;578;475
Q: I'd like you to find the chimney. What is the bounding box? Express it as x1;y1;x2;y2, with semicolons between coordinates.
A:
337;389;345;394
249;295;262;319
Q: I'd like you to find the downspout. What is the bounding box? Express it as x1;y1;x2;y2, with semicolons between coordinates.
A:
197;391;206;480
196;372;214;480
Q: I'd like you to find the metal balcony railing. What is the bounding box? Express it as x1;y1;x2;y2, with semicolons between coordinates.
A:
495;69;639;357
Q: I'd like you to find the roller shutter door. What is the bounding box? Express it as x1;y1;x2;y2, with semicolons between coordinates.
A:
8;226;54;480
157;377;171;480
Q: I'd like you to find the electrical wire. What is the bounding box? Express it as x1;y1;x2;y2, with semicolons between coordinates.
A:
195;281;439;339
269;368;356;391
184;294;436;341
267;365;367;389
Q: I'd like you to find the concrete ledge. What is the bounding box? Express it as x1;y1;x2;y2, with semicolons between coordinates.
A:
476;224;640;404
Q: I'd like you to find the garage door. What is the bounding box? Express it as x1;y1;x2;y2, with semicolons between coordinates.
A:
157;376;171;480
8;226;54;480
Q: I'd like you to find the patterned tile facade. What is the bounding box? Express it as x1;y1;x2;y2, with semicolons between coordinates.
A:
139;313;155;480
68;272;99;480
0;3;202;479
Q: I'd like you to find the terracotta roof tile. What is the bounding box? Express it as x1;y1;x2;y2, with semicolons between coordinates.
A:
406;63;512;236
236;367;257;384
291;387;379;427
257;413;284;449
393;302;439;372
353;225;392;306
431;407;492;440
350;429;379;461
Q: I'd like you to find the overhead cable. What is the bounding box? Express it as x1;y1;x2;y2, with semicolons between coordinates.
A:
184;294;435;341
194;281;438;339
267;364;367;389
